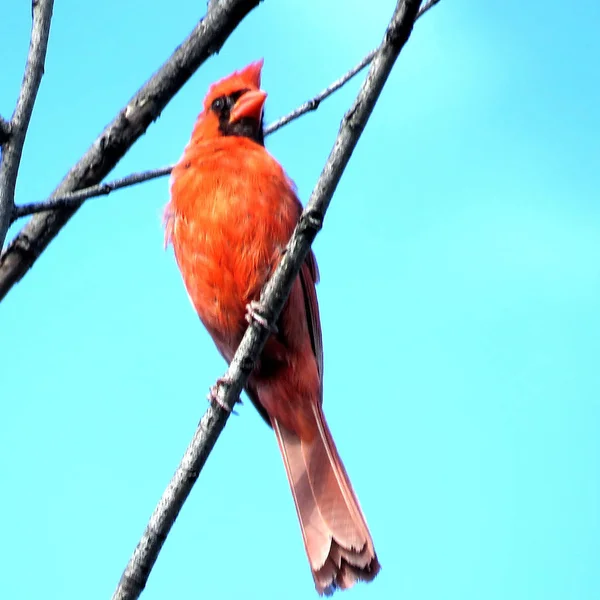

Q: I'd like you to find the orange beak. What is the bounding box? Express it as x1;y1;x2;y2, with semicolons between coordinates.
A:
230;89;267;123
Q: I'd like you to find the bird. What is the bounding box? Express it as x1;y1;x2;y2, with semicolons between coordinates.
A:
164;60;380;595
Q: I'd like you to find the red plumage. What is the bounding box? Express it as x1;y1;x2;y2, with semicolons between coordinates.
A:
165;60;380;594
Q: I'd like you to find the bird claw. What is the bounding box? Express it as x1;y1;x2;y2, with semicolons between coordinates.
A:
245;301;278;333
207;376;241;414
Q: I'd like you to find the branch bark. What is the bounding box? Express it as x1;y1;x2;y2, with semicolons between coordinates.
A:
9;0;442;225
0;0;261;301
11;166;174;220
0;116;11;145
0;0;54;250
111;1;425;598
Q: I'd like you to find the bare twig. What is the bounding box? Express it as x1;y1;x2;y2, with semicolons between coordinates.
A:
0;0;261;301
267;0;440;132
112;1;425;598
264;50;377;135
0;0;54;250
10;0;444;225
11;166;174;220
265;0;439;133
0;116;10;145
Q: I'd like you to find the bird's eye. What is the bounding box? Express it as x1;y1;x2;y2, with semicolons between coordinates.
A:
211;97;226;113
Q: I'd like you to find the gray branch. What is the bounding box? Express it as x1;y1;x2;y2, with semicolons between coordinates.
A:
111;1;426;599
264;0;440;134
10;0;442;224
0;0;261;301
0;0;54;251
262;50;377;135
11;166;174;220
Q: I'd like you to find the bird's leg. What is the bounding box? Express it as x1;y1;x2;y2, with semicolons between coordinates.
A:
207;376;242;414
245;300;278;333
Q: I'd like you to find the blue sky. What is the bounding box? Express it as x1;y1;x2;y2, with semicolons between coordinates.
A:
1;1;599;599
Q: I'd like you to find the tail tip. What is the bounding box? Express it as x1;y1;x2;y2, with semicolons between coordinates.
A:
315;556;381;596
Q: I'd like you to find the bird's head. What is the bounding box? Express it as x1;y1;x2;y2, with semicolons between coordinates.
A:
191;59;267;145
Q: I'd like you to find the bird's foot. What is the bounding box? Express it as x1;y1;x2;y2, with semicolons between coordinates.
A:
207;376;241;414
245;301;278;333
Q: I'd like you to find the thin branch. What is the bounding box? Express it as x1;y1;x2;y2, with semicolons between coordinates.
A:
111;1;425;598
0;0;54;250
264;50;377;135
0;0;261;301
0;116;11;145
265;0;439;134
266;0;440;133
11;166;173;220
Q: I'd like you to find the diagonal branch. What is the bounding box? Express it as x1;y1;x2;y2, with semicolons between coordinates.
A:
0;0;54;251
11;166;174;220
0;0;261;301
263;50;377;135
10;0;443;224
263;0;439;134
111;1;425;598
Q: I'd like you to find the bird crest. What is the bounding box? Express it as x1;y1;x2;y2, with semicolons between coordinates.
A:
203;59;264;112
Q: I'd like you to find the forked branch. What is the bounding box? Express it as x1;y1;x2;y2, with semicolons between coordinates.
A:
0;0;54;250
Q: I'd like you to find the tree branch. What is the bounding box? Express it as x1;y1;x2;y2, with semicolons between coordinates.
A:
0;116;11;145
0;0;261;301
264;0;440;133
111;1;425;598
263;50;377;135
11;166;174;220
9;0;443;225
0;0;54;251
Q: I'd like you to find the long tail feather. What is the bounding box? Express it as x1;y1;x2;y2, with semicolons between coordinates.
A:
272;404;380;595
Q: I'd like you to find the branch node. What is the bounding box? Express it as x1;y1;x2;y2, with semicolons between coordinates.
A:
308;98;321;112
183;466;200;483
9;233;34;257
300;209;324;234
240;356;255;374
343;103;363;131
0;117;11;145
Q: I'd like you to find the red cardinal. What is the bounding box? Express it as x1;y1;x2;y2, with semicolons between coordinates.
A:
165;60;380;594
